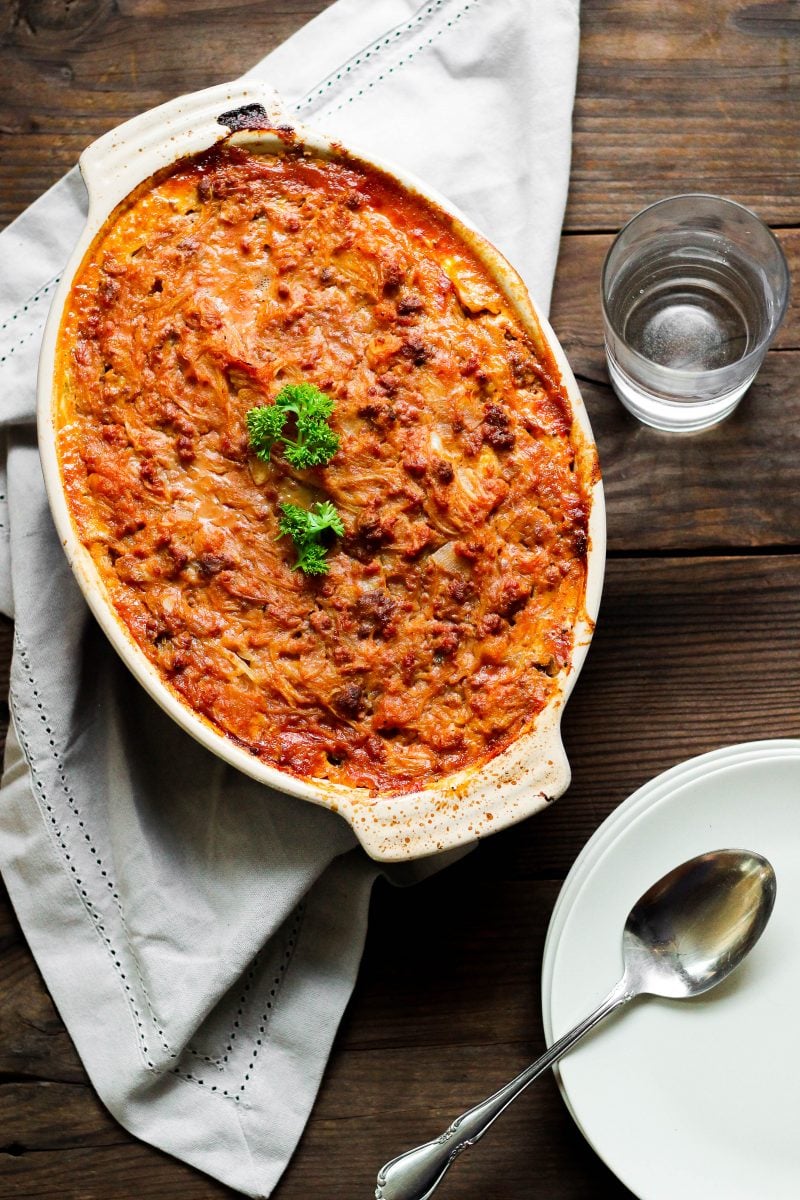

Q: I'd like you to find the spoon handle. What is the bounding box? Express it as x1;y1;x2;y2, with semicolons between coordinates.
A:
375;976;633;1200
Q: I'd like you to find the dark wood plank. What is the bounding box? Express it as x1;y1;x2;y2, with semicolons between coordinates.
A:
2;0;799;231
0;1080;123;1150
0;0;334;227
569;0;800;230
581;350;800;552
0;942;86;1084
0;1143;237;1198
276;872;636;1199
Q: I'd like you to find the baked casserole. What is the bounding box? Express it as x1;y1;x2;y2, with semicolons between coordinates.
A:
55;140;595;796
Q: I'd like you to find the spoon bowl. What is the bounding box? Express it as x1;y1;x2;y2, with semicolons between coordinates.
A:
622;849;776;1000
376;847;777;1200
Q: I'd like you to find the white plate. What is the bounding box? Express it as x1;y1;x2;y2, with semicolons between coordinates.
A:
542;741;800;1200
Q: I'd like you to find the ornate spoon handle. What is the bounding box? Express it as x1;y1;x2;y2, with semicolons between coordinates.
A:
375;978;632;1200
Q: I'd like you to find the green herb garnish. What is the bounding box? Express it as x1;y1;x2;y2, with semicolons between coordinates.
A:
278;500;345;575
247;383;340;469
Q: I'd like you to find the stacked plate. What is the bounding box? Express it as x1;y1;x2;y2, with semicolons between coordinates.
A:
542;740;800;1200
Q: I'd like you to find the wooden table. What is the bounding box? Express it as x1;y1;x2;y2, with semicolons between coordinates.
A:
1;1;798;1195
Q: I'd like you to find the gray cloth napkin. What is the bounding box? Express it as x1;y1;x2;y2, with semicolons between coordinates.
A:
0;0;580;1194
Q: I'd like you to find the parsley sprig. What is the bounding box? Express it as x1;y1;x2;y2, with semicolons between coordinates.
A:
247;383;340;470
245;384;344;575
278;501;344;575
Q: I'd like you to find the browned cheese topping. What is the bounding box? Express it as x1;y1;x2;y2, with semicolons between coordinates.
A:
57;143;593;794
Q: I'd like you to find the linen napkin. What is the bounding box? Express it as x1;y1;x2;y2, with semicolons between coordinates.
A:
0;0;581;1194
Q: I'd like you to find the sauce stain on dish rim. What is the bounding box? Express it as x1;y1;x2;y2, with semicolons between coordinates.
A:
37;79;605;862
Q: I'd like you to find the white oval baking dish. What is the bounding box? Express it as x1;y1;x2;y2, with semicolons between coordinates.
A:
37;78;605;862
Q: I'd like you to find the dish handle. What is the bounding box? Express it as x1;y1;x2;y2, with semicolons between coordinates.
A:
341;709;573;863
78;79;287;226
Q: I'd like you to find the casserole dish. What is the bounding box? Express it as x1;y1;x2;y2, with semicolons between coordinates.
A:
37;79;605;861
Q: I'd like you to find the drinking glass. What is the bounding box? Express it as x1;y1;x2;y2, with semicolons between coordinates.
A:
601;194;790;433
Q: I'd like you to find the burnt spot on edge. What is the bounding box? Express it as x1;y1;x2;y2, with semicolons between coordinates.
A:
217;104;272;132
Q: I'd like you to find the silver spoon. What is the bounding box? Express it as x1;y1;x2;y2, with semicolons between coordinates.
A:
376;848;776;1200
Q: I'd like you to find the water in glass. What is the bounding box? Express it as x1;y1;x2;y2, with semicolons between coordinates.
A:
607;233;769;374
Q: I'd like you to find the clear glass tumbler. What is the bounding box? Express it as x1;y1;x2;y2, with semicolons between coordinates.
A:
601;194;790;433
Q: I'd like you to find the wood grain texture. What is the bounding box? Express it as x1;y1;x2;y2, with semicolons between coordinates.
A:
581;352;800;552
1;0;798;1197
0;0;333;227
0;1143;238;1198
1;0;799;230
569;0;800;229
